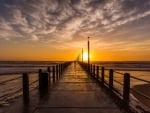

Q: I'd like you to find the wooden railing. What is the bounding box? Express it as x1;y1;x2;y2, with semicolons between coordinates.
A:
79;62;150;113
0;62;71;105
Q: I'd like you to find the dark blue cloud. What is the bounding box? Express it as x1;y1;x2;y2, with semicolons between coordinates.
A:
0;0;14;4
122;0;150;13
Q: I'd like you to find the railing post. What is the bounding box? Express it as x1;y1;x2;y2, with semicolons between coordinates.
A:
38;69;42;91
56;65;58;80
96;66;99;79
39;72;49;97
60;64;62;77
90;64;93;75
87;63;89;71
92;65;93;75
22;73;29;105
47;67;51;84
91;65;93;75
123;73;130;104
62;63;64;74
101;67;105;84
59;64;61;78
93;65;95;77
109;69;113;90
90;64;92;74
41;72;49;89
47;67;50;73
52;66;56;83
57;64;59;79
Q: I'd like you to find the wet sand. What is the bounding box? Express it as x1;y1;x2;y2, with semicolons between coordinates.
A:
132;84;150;108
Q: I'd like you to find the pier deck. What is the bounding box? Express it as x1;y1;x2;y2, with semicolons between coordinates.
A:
1;62;123;113
33;62;122;113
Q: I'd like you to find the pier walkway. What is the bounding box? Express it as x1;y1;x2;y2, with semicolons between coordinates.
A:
1;62;124;113
33;62;122;113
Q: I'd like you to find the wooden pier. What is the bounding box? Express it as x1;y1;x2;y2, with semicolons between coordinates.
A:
1;62;123;113
33;62;122;113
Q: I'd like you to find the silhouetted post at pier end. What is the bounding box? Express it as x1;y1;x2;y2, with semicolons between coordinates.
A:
88;37;90;72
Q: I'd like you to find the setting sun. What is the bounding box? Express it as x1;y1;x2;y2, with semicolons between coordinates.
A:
83;52;88;61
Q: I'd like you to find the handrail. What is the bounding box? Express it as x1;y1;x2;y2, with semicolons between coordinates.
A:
130;76;150;83
29;79;39;86
0;71;38;75
0;63;64;76
0;76;22;85
113;70;124;75
79;62;150;113
130;88;150;100
0;61;71;105
8;88;23;96
114;79;123;86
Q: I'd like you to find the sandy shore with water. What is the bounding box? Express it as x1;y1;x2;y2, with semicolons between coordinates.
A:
132;84;150;108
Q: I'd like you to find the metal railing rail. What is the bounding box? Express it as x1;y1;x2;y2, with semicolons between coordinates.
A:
0;61;72;105
0;76;22;85
79;62;150;113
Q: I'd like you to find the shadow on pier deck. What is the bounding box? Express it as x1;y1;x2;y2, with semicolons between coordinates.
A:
2;62;123;113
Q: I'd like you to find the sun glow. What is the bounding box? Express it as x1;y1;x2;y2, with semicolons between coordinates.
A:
83;52;88;61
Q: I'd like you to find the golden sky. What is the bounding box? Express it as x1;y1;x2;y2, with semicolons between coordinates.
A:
0;0;150;61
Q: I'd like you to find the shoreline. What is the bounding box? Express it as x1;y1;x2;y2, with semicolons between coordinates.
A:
132;84;150;108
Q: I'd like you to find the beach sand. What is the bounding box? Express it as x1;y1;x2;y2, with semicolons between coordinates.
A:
132;84;150;108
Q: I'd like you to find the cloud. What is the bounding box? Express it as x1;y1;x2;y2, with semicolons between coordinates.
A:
0;0;149;50
31;35;39;41
104;10;150;32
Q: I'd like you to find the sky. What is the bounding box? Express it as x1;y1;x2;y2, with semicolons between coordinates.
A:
0;0;150;61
